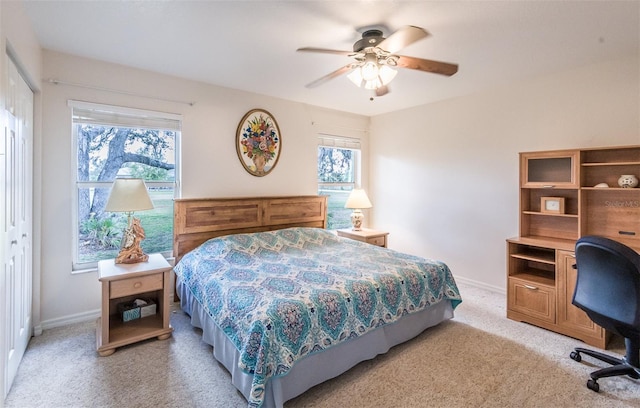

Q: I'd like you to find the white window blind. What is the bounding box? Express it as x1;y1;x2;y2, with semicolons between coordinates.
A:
318;134;361;150
69;100;182;131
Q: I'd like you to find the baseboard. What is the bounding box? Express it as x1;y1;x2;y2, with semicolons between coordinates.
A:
39;309;101;332
36;293;177;333
34;280;488;334
453;274;506;295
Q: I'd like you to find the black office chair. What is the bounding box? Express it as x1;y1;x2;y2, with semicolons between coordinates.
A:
569;235;640;392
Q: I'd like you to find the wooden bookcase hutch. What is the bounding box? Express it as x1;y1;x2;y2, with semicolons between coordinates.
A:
507;145;640;349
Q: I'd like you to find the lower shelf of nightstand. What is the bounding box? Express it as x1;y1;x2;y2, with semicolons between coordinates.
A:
96;316;173;356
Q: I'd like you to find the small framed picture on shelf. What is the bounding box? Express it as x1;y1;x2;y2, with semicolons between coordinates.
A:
541;197;565;214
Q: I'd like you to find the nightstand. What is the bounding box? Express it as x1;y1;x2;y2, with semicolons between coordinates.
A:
96;253;173;356
337;228;389;248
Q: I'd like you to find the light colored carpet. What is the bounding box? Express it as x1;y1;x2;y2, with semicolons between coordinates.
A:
4;282;640;408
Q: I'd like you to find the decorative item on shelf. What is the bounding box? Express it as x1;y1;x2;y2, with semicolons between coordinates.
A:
137;298;157;318
617;174;639;188
594;183;609;188
540;197;565;214
117;298;156;322
236;109;281;177
118;300;141;322
345;189;373;231
105;178;154;264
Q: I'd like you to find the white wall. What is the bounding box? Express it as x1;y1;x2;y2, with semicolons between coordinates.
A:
1;2;41;86
39;50;369;326
369;56;640;292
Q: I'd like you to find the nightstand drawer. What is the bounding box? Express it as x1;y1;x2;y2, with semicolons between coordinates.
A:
368;236;386;247
110;274;163;299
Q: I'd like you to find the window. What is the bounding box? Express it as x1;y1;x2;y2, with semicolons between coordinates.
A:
317;135;361;230
70;101;181;271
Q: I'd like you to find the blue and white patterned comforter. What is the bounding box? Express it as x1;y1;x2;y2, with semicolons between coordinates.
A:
174;227;461;407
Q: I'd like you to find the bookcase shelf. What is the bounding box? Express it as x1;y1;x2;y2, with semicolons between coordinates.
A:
507;145;640;349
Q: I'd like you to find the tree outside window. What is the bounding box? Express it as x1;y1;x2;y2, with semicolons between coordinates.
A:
72;104;179;270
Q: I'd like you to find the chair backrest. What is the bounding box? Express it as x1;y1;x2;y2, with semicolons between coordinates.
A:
573;236;640;338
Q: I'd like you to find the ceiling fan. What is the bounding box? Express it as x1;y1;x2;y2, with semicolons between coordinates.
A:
297;25;458;97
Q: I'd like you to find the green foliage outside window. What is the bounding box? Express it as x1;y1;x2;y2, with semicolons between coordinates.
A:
76;124;176;265
80;215;123;250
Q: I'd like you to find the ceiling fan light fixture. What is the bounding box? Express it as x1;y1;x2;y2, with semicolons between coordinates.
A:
379;65;397;86
299;25;458;94
347;68;364;87
363;77;382;90
360;60;379;81
347;62;397;90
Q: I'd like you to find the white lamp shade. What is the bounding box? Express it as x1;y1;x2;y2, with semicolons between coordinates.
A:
345;189;373;209
347;68;364;87
347;64;397;90
104;178;154;213
379;65;397;85
363;77;382;90
360;61;379;81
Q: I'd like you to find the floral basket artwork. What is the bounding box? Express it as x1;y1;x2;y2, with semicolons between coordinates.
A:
236;109;281;177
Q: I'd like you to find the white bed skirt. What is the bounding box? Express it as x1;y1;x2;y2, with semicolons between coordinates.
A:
177;278;455;408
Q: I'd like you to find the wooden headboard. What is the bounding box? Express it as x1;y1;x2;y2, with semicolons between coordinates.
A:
173;195;328;264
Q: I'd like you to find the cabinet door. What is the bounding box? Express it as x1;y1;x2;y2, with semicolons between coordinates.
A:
556;250;603;337
521;150;579;188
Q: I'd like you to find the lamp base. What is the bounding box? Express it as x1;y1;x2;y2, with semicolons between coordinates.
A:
115;252;149;264
115;217;149;264
350;209;364;231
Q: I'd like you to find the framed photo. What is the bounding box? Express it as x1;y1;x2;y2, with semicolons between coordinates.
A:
541;197;565;214
236;109;281;177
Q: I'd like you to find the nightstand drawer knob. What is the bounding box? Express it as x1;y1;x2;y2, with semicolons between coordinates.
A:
134;282;142;289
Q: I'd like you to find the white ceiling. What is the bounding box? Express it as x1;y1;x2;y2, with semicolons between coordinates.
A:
22;1;640;116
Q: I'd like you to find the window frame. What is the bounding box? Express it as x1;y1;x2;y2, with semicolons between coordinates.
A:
317;134;362;230
69;101;181;272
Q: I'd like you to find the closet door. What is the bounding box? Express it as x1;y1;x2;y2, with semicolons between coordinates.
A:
2;56;33;399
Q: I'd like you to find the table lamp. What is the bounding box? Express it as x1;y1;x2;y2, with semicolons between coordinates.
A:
344;189;372;231
104;178;154;264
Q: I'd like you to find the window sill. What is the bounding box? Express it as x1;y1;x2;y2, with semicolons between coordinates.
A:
71;266;98;275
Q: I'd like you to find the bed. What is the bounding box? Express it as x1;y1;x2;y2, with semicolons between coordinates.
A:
173;196;462;408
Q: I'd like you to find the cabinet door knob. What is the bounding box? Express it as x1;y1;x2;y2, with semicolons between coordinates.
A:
524;284;538;290
134;282;142;289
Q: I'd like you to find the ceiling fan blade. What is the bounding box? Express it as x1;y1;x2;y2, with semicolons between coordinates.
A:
305;65;354;88
395;55;458;76
378;26;430;54
297;47;354;57
375;86;390;97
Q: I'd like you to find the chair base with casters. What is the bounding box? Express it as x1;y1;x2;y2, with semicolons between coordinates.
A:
570;337;640;392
